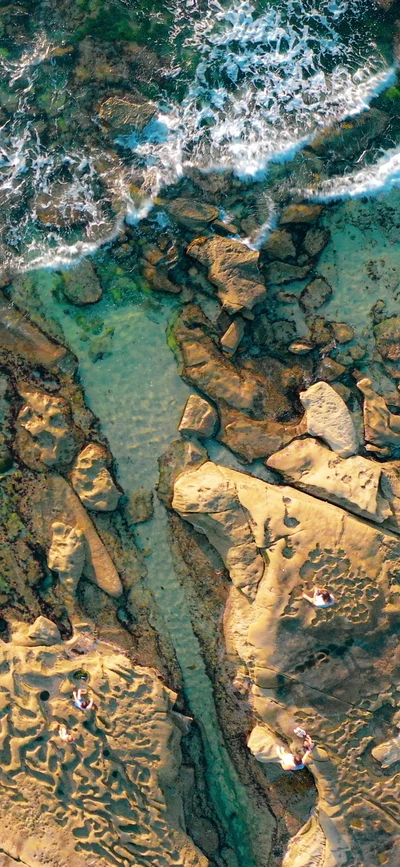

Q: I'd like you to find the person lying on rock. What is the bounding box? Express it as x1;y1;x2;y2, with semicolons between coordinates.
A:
302;586;335;608
73;687;96;711
276;735;314;771
58;724;75;743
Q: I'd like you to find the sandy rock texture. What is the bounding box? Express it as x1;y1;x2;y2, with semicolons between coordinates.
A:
300;381;358;457
187;236;267;313
17;388;80;468
178;394;218;439
172;460;400;867
62;259;102;306
0;292;75;376
71;443;121;511
0;624;207;867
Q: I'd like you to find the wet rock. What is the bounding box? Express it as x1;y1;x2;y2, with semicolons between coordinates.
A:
309;107;388;160
267;437;390;522
187;236;266;313
262;229;296;261
280;204;323;224
157;439;208;508
212;219;239;236
220;317;246;355
143;264;181;295
163;198;218;230
300;276;333;315
330;321;355;344
300;381;358;457
302;227;330;258
0;293;75;376
48;520;85;600
374;315;400;377
263;260;312;285
173;461;265;598
71;443;121;512
307;316;333;347
178;395;218;439
35;184;90;228
62;260;102;306
127;488;154;524
357;377;400;447
288;339;314;355
316;356;346;382
98;96;156;132
218;406;306;462
88;329;114;362
17;388;79;469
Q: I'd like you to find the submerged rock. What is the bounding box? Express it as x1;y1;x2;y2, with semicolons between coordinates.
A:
357;377;400;447
127;487;154;524
98;95;156;131
187;236;267;313
0;293;75;376
71;443;121;511
267;437;390;522
330;321;355;344
178;395;218;439
299;276;333;315
163;198;218;230
262;228;296;261
300;381;358;457
280;204;323;224
302;227;330;258
62;260;102;306
263;260;312;285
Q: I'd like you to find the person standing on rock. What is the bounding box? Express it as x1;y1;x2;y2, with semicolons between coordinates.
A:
73;687;96;711
303;587;335;608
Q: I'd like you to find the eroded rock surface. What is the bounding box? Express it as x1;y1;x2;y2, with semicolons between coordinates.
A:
178;394;218;439
17;388;80;468
357;377;400;448
71;443;121;511
0;626;207;867
62;260;102;306
0;294;75;376
172;460;400;867
300;381;358;457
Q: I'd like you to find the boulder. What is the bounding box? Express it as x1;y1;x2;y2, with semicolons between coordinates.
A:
35;184;90;228
218;405;306;462
316;356;346;382
220;317;246;355
17;388;79;468
330;321;355;344
267;437;390;522
280;204;323;224
302;227;330;258
127;488;154;524
300;277;333;315
186;236;267;313
163;198;218;230
300;381;358;457
262;229;296;261
357;377;400;447
372;733;400;768
48;520;85;600
71;443;121;511
62;260;102;306
374;315;400;378
12;616;62;647
263;261;312;285
178;395;218;438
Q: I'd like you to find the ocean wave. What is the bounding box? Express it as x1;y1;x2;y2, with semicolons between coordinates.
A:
305;144;400;201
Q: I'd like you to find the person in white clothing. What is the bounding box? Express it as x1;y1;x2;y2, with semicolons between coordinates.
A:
276;734;314;771
73;688;96;711
303;587;335;608
58;724;75;743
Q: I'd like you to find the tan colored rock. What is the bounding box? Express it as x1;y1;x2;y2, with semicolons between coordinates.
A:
173;462;265;597
288;339;313;355
357;377;400;447
330;321;355;344
172;460;400;867
300;276;332;315
71;443;120;511
62;259;102;306
372;733;400;768
220;317;245;355
0;293;75;376
263;261;312;285
262;229;296;260
163;198;218;230
0;632;207;867
12;616;62;647
187;236;266;313
178;395;218;438
218;405;306;462
48;521;85;599
280;204;323;224
17;388;79;468
267;437;390;522
300;380;358;457
99;96;156;131
302;227;330;258
316;356;346;382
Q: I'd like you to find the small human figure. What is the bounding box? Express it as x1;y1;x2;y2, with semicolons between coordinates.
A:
58;724;75;743
276;741;313;771
303;587;335;608
73;688;96;711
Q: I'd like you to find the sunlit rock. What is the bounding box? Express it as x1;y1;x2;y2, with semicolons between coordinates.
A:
178;395;218;439
71;443;121;511
187;236;267;313
300;381;358;457
17;388;79;468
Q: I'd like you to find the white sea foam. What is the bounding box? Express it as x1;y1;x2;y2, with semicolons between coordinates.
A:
0;1;395;268
305;144;400;201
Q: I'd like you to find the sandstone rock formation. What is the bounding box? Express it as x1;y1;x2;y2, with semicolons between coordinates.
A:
280;204;323;224
71;442;121;511
48;520;86;600
299;276;332;315
62;259;102;306
262;228;296;261
178;394;218;439
218;405;306;462
267;437;391;522
300;381;358;457
172;460;400;867
372;731;400;768
163;198;219;230
17;388;79;468
0;623;207;867
186;237;267;313
221;317;246;355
